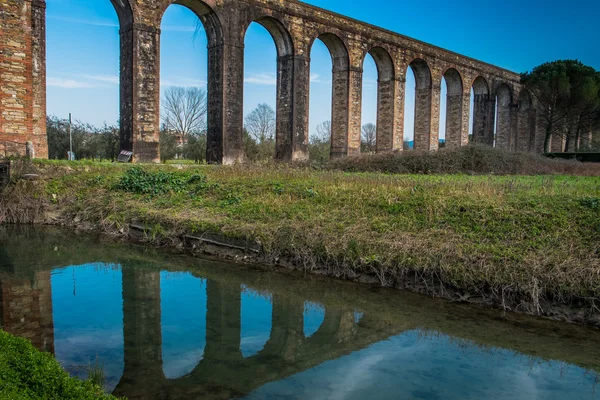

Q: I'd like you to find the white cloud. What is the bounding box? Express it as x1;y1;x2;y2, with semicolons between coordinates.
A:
47;77;96;89
47;75;118;89
310;73;330;84
82;74;119;85
245;73;276;85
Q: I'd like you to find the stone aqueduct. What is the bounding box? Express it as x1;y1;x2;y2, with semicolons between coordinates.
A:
2;0;550;163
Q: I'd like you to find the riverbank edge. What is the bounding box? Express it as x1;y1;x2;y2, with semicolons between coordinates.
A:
26;211;598;330
0;330;120;400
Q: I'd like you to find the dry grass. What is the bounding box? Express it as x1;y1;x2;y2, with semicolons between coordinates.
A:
2;154;600;323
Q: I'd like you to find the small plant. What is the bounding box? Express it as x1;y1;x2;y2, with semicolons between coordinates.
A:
219;192;242;207
580;197;600;209
272;182;285;195
86;355;106;389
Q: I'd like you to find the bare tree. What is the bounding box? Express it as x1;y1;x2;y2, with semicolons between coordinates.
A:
314;120;331;144
161;86;208;139
361;123;376;153
245;103;276;144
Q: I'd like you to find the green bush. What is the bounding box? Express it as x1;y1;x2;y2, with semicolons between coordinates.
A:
0;330;120;399
114;166;207;195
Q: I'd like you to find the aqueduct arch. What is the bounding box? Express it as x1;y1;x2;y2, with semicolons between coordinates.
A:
0;0;526;163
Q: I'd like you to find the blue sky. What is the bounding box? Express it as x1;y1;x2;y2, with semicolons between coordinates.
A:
46;0;600;141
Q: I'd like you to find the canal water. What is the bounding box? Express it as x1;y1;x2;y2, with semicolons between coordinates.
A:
1;226;599;399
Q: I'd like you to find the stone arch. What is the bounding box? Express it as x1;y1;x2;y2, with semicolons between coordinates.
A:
407;58;433;150
158;0;225;163
243;16;295;160
442;68;464;148
471;76;492;145
311;33;351;158
109;0;134;28
365;47;395;152
246;16;294;58
494;83;513;149
165;1;223;46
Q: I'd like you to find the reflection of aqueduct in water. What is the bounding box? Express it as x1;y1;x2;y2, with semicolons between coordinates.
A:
3;0;584;163
0;266;401;399
2;227;600;398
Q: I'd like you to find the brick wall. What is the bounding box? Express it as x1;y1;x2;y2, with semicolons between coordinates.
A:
0;0;47;159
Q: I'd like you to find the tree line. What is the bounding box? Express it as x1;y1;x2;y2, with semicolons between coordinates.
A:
521;60;600;153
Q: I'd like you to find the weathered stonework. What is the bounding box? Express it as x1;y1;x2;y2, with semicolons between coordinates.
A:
0;271;54;353
1;0;530;163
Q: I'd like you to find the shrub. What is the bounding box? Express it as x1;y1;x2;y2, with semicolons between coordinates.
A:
0;330;119;399
327;145;600;176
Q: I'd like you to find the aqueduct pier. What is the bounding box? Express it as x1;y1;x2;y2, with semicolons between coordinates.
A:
2;0;552;163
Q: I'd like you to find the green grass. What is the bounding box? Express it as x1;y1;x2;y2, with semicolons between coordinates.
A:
2;151;600;321
0;330;120;400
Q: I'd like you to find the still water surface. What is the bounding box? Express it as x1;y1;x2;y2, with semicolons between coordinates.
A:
1;226;599;399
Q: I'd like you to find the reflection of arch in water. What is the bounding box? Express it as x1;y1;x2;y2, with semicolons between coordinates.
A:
113;274;388;398
160;271;208;379
241;286;272;357
303;301;326;338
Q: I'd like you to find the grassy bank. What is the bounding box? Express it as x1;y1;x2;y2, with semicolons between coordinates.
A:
0;330;119;399
1;147;600;325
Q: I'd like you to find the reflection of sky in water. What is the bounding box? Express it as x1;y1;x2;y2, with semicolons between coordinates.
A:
304;301;325;338
241;286;272;358
245;330;600;400
51;264;124;392
160;271;207;379
49;264;600;400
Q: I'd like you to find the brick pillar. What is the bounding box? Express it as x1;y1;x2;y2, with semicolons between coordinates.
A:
459;89;471;146
444;91;464;148
347;67;363;155
276;54;294;161
517;105;536;152
509;103;519;151
206;43;226;163
472;94;490;144
0;0;47;158
31;0;47;158
485;97;497;146
414;84;439;151
218;43;246;164
392;77;405;151
495;101;512;150
275;54;310;162
429;83;441;150
330;66;350;158
119;23;161;163
375;78;396;152
291;54;310;161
